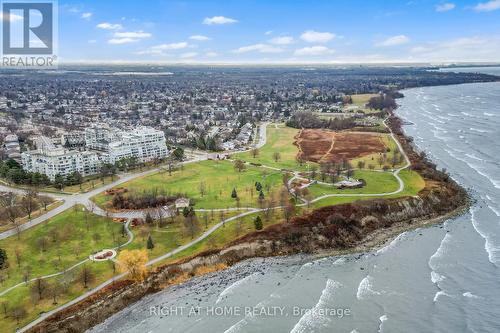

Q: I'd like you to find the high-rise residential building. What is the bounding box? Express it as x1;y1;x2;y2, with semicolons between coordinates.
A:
21;146;100;181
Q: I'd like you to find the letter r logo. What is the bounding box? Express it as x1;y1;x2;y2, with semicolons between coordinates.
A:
2;2;53;54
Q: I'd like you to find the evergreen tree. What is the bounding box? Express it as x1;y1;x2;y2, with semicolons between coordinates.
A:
254;216;263;230
0;248;7;269
146;235;154;251
259;190;265;200
231;188;238;199
145;212;154;225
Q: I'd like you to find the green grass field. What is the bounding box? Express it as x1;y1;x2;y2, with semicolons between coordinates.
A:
311;169;425;208
154;208;292;266
307;170;401;198
234;124;312;171
93;160;285;209
0;206;124;332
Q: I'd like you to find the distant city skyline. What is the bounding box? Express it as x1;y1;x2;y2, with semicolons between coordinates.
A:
3;0;500;63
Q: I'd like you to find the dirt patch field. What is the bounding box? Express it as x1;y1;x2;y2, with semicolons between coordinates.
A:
295;129;386;163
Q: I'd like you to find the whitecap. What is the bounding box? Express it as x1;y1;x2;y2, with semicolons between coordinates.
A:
462;292;480;299
376;232;408;255
431;271;446;284
378;314;388;332
433;290;451;302
216;273;259;304
289;279;342;333
428;233;452;271
470;206;500;264
469;127;490;134
356;275;380;300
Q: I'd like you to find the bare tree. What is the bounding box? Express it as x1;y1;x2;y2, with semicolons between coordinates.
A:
199;181;207;197
79;265;95;288
39;195;53;211
11;305;27;324
250;148;260;158
21;187;39;219
0;192;21;238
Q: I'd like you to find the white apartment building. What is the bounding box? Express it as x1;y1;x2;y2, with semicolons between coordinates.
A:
4;134;21;162
84;124;119;151
103;127;168;164
22;147;100;181
21;126;168;180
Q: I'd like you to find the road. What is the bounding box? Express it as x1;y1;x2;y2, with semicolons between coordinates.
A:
13;120;412;332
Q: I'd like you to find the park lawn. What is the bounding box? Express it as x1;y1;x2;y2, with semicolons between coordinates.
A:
0;260;116;333
93;160;286;210
307;170;400;198
311;169;425;208
235;124;312;171
0;205;124;293
151;208;291;267
57;175;116;193
128;210;241;259
350;133;405;170
0;200;64;233
351;93;377;106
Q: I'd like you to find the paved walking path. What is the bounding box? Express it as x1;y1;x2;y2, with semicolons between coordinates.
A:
14;120;412;332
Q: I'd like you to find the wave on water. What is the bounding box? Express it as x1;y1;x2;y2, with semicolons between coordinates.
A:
431;271;446;284
378;314;388;333
289;279;342;333
443;148;500;190
376;232;408;255
216;273;259;304
356;275;380;300
428;233;452;271
462;292;480;299
469;127;491;134
470;207;500;265
433;290;452;303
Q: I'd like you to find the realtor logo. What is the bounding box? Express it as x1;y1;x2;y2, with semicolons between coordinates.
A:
1;0;57;67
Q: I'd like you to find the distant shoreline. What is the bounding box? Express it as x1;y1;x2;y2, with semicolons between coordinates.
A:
25;92;471;333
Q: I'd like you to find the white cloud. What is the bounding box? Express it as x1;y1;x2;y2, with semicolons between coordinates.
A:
473;0;500;11
264;30;273;35
206;51;218;57
300;30;336;43
189;35;211;41
81;12;93;20
88;39;97;44
114;31;152;39
409;35;500;62
96;22;123;30
232;44;283;53
108;38;138;45
435;3;455;12
180;52;198;58
294;46;335;56
269;36;294;45
136;42;190;55
203;16;238;25
376;35;410;46
153;42;189;50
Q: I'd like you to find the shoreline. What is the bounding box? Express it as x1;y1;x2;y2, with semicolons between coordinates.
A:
24;99;471;333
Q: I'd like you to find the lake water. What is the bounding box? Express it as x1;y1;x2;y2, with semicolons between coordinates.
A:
89;70;500;333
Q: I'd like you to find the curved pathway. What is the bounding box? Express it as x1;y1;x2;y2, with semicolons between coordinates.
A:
15;120;412;332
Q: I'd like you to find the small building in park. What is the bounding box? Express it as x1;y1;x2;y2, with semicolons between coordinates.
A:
175;197;190;209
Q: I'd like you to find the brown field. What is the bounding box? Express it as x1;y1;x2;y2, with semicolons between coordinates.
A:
295;129;386;163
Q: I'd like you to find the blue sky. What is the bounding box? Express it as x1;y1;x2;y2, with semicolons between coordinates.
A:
50;0;500;63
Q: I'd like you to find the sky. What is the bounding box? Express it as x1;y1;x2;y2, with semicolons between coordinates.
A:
5;0;500;64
